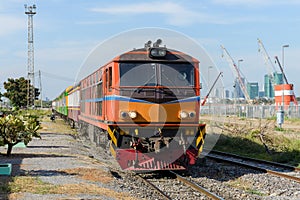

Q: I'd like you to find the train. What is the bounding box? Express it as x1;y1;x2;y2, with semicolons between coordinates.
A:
52;39;206;171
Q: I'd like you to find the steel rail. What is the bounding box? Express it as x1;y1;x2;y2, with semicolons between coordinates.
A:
206;154;300;183
170;171;224;200
210;150;300;172
136;174;171;200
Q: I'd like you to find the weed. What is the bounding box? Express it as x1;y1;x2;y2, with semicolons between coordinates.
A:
246;189;266;196
227;177;266;196
213;117;300;167
274;127;284;131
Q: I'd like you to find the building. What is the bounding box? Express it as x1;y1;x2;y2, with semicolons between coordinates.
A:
264;74;272;98
234;77;245;99
225;90;230;98
259;91;265;98
274;73;283;85
247;82;259;99
264;72;283;98
214;88;220;98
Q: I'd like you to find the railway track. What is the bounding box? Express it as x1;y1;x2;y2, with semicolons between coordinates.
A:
170;171;224;200
137;171;224;200
77;138;224;199
206;150;300;183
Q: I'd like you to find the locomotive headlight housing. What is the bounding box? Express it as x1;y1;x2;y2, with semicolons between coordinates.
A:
120;111;127;119
149;48;167;58
178;111;188;119
128;111;137;119
178;111;196;119
189;112;196;118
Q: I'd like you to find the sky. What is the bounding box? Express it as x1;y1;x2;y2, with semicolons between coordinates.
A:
1;0;300;100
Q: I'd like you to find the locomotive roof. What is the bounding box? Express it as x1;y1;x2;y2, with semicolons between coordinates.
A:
117;48;199;63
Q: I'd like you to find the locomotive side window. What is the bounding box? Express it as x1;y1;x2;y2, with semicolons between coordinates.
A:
108;67;112;91
105;68;108;89
81;88;86;113
96;81;103;116
92;85;96;115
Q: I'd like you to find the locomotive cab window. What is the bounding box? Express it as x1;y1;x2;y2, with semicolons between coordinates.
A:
119;63;156;86
119;62;195;87
161;64;194;87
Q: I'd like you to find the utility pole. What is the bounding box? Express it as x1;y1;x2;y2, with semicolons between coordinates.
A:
39;70;42;108
25;4;36;108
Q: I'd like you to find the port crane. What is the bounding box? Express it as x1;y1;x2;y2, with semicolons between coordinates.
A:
257;38;278;86
221;45;251;103
274;56;298;106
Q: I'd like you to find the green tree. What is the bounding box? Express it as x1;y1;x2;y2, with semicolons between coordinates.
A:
0;113;41;156
3;77;40;108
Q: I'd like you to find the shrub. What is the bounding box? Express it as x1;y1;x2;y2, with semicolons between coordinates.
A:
0;114;41;156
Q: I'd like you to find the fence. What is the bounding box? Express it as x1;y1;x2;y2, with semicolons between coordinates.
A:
201;104;300;119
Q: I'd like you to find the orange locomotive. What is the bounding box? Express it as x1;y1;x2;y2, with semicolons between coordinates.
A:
57;40;206;171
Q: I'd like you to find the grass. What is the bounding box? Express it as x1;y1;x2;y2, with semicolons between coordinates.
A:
39;117;78;135
266;116;300;123
285;117;300;123
211;118;300;167
274;127;284;131
1;172;139;200
6;176;138;200
9;176;57;194
214;134;300;167
60;167;114;183
227;177;267;196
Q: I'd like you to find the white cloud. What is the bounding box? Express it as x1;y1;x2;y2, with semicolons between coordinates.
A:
211;0;300;6
90;2;198;25
35;42;91;64
76;19;118;25
0;15;25;36
89;1;261;26
90;2;185;15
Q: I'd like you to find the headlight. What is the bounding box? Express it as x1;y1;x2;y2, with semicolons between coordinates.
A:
189;112;196;118
178;111;188;119
149;48;167;58
128;111;137;119
120;111;127;119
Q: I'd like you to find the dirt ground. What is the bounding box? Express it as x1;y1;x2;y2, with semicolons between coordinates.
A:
0;119;137;200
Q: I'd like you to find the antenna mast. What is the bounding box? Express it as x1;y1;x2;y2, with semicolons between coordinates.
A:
25;4;37;108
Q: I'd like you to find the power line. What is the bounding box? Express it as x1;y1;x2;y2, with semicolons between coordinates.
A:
38;70;75;82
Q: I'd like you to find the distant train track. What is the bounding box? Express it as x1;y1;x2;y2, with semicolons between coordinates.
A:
137;171;224;200
206;150;300;183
